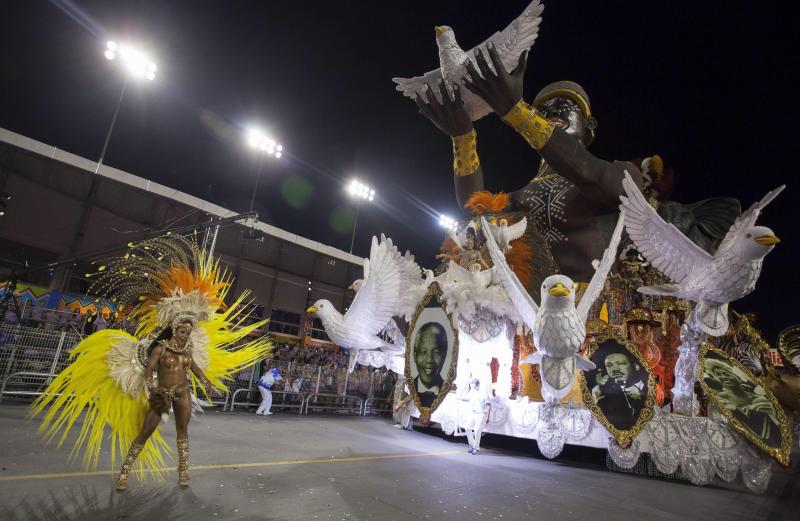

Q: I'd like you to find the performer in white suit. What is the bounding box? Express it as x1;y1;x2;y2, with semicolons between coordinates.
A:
461;378;489;455
256;367;282;415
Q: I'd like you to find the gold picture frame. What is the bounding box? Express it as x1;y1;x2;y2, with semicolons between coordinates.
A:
405;282;459;420
698;343;793;466
578;329;657;447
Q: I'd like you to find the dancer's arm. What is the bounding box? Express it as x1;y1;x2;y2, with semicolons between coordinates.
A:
144;344;164;395
189;357;213;397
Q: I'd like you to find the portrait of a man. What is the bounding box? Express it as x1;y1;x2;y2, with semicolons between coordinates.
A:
702;353;782;448
587;340;650;431
406;287;457;412
413;321;448;407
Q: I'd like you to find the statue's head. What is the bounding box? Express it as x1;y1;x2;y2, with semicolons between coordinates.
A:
533;81;596;146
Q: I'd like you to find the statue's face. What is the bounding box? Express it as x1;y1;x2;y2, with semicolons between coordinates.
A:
538;96;591;144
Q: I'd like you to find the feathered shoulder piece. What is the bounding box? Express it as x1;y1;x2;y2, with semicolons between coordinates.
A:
464;191;511;215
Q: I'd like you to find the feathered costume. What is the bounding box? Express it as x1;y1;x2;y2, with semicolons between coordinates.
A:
30;234;271;483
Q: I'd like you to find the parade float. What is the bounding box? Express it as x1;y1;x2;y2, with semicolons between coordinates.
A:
309;0;798;494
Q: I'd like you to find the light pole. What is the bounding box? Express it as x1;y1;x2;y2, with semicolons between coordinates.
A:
97;41;157;172
346;179;375;254
245;127;283;215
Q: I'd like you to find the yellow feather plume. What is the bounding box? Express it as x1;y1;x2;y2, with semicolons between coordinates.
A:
29;330;171;478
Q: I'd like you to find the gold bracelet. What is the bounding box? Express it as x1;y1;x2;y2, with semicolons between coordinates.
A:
451;129;480;177
501;100;554;149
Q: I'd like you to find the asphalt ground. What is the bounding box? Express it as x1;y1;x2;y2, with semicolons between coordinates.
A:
0;404;797;521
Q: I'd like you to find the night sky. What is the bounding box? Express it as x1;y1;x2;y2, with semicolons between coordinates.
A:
1;1;796;339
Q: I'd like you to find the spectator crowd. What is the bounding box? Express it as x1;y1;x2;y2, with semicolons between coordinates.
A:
2;301;136;335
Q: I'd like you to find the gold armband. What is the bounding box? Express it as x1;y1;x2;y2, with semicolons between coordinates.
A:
451;129;480;177
501;100;554;149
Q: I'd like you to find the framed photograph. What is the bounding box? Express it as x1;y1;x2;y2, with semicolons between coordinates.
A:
405;282;459;418
699;343;793;466
579;331;656;446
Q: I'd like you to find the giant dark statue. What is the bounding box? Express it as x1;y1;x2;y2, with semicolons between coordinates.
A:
414;45;739;283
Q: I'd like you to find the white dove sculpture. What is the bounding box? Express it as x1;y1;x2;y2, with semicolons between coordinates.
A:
482;213;626;402
620;171;784;336
348;235;426;321
443;260;494;290
307;235;410;363
484;216;528;252
392;0;544;121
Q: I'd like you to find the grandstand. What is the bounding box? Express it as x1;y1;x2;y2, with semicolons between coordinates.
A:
0;127;363;348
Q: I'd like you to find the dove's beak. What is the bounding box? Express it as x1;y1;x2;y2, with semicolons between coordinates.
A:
306;306;318;313
435;26;446;37
549;283;571;297
347;283;355;290
754;234;780;246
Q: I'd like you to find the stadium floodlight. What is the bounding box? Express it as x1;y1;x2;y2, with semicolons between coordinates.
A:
104;41;157;80
245;127;284;215
438;214;458;232
346;179;376;254
96;41;158;172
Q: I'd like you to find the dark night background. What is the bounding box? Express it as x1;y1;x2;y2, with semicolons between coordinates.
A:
0;1;796;339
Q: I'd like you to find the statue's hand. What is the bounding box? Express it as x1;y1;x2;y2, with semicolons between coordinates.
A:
464;43;528;117
415;80;473;137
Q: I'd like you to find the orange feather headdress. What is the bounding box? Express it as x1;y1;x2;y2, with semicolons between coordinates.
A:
86;234;232;338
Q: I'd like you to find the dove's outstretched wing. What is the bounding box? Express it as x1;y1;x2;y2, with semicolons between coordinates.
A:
393;0;543;96
506;216;528;242
444;260;473;285
392;69;443;100
620;171;713;285
342;236;402;337
577;211;625;322
714;184;785;259
481;217;539;330
476;267;495;288
397;250;425;319
484;221;503;245
448;229;463;250
473;0;544;74
361;258;371;283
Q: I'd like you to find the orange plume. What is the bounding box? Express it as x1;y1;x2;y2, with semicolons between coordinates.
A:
504;239;533;288
464;191;511;215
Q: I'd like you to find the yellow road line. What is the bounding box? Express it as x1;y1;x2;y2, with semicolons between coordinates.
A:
0;449;463;482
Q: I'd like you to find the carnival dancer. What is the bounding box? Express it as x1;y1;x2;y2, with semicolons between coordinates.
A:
30;235;271;490
460;378;489;455
256;366;283;415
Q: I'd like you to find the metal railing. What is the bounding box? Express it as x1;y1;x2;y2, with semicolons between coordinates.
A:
362;397;393;416
0;323;397;418
229;388;306;414
0;371;59;400
302;393;364;415
0;324;76;401
207;390;230;409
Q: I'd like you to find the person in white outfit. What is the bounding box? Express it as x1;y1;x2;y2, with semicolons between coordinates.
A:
256;367;282;415
461;378;489;455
